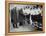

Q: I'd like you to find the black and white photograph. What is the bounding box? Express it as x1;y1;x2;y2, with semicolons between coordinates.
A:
10;4;44;32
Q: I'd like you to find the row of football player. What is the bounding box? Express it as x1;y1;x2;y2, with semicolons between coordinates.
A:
22;5;43;10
